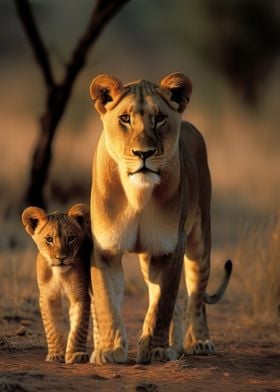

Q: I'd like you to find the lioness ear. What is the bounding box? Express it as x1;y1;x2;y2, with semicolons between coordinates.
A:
68;204;91;234
22;207;47;236
90;74;123;114
160;72;192;113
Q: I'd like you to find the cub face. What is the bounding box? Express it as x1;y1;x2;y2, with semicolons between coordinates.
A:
22;204;91;273
90;73;192;188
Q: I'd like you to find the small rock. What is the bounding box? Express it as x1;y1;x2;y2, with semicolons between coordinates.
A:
89;374;107;380
16;326;27;336
21;319;32;326
136;382;159;392
133;364;147;370
111;373;121;379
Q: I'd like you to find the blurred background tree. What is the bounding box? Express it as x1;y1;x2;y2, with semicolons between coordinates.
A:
14;0;130;208
204;0;280;105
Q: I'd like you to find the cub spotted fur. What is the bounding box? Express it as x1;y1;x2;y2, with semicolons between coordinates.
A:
89;73;232;365
22;204;92;363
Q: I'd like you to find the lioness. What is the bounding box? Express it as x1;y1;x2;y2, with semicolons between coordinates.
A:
89;73;232;365
22;204;92;363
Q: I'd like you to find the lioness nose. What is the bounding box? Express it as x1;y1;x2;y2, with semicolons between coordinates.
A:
55;255;67;262
132;149;156;160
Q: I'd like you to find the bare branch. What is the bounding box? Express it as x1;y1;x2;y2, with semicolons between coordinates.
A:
14;0;131;208
63;0;130;87
14;0;55;90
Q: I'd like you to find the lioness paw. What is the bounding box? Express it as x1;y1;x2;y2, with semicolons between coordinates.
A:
46;353;65;363
137;337;179;364
65;351;89;364
151;347;179;362
184;339;215;355
90;347;127;365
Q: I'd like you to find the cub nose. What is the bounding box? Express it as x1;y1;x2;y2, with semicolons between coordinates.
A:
132;149;156;160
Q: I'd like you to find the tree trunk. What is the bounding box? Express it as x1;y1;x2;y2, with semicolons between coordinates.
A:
24;85;70;207
15;0;130;209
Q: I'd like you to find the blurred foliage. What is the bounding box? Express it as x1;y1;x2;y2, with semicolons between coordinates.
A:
204;0;280;105
1;0;279;107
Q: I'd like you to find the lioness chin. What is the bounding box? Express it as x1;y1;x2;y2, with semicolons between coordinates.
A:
89;73;232;365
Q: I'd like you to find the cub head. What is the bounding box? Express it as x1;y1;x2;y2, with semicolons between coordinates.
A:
22;204;91;272
90;73;192;188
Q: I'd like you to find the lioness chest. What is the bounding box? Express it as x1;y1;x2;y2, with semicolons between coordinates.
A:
94;201;180;256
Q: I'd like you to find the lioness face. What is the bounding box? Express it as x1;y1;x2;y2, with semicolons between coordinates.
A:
90;73;192;188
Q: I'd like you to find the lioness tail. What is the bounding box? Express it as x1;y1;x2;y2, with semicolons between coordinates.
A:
204;260;232;305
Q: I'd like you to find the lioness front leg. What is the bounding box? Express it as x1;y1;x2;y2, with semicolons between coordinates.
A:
65;297;90;364
90;251;127;365
183;221;214;355
137;252;183;364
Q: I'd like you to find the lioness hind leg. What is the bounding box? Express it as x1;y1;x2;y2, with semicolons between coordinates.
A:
169;302;183;354
137;253;183;364
90;252;128;365
183;219;214;355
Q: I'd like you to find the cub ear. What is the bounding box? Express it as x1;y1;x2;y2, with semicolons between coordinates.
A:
68;204;91;235
90;74;123;114
22;207;47;236
159;72;192;113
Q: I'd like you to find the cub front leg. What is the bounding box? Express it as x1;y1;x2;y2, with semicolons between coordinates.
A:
90;250;127;365
137;252;184;364
39;292;66;362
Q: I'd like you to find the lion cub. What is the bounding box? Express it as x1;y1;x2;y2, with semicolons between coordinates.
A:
22;203;92;364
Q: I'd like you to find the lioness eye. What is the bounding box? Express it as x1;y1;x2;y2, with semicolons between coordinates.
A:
155;113;166;124
45;236;53;244
68;236;76;243
119;114;130;124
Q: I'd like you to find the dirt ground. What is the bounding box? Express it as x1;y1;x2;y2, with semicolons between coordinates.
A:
0;296;279;392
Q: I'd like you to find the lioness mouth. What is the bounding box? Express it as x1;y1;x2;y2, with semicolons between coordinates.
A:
129;167;160;176
52;262;71;267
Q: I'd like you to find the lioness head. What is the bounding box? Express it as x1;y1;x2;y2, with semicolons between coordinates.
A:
90;73;192;188
22;204;91;272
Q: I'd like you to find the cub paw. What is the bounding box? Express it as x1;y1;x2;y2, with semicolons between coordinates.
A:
65;351;89;364
46;353;65;363
90;347;127;365
184;339;215;355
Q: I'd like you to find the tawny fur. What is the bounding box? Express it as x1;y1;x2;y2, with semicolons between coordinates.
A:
89;73;232;365
22;204;92;364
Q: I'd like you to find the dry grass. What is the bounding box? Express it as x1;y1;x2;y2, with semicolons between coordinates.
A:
234;216;280;323
0;246;39;320
1;214;279;328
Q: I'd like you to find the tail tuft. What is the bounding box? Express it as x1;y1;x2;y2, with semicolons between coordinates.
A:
204;260;233;305
225;259;232;274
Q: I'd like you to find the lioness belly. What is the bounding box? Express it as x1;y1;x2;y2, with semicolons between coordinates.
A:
95;204;179;255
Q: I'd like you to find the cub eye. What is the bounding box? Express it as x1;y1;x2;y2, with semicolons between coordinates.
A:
68;236;76;244
119;114;130;124
45;236;53;244
155;113;166;124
